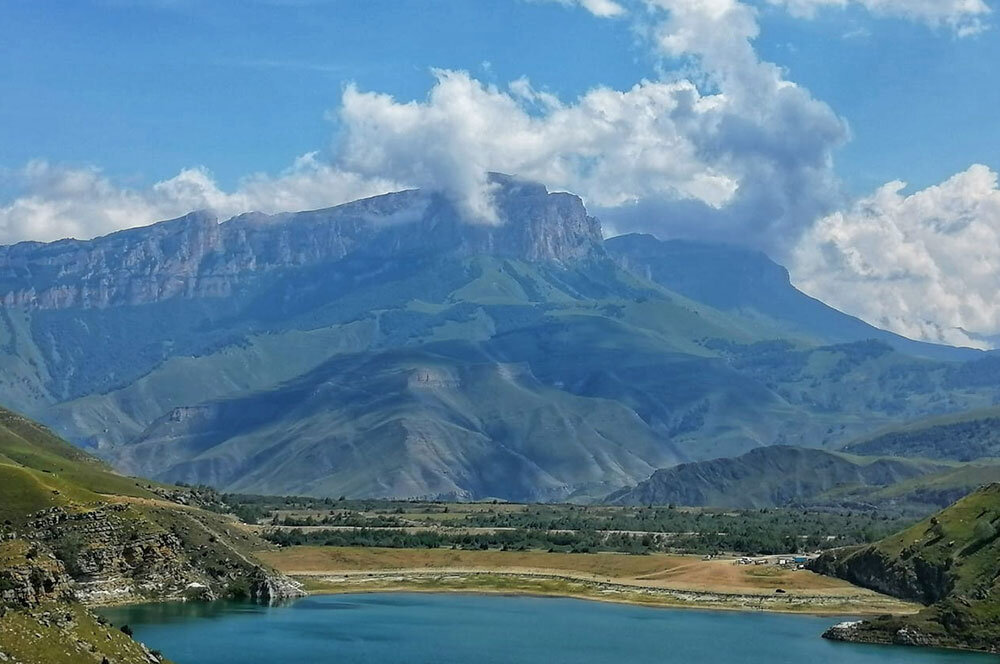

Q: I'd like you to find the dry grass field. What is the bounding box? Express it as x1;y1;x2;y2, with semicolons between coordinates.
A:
261;546;888;596
258;546;918;615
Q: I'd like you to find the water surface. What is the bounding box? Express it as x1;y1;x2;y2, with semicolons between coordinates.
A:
99;594;995;664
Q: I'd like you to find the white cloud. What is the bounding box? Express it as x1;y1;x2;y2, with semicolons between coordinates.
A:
334;70;743;223
767;0;991;36
596;0;847;252
534;0;627;17
0;156;398;244
331;0;847;251
791;165;1000;348
0;0;847;255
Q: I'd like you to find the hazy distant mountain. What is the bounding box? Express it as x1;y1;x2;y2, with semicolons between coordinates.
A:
606;234;979;362
1;175;999;499
605;446;951;509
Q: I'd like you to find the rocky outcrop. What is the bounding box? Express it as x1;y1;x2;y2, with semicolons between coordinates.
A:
0;539;74;608
822;620;944;649
809;544;953;605
246;569;304;605
0;175;603;311
23;504;302;605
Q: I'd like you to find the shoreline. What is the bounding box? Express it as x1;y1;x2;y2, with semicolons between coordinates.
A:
289;569;920;617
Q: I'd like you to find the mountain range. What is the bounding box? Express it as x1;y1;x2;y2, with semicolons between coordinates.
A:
1;174;998;500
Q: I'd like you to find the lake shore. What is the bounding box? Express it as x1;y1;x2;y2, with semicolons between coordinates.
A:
293;570;916;615
260;546;919;616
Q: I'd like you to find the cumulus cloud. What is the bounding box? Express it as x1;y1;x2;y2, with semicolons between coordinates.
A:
329;0;847;252
596;0;847;252
767;0;991;36
791;165;1000;348
0;156;399;244
334;70;744;223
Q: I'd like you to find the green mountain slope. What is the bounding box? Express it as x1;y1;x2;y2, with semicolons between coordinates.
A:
0;406;297;601
605;446;951;508
843;406;1000;462
606;233;980;361
814;484;1000;653
108;341;683;501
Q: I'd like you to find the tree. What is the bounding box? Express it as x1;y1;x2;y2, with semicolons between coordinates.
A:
973;519;996;543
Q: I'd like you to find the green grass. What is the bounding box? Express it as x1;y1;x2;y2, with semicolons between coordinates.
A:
0;601;173;664
0;405;133;520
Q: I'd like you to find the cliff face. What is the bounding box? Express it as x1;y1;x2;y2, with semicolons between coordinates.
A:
0;538;74;608
21;502;302;605
810;544;954;606
0;176;603;311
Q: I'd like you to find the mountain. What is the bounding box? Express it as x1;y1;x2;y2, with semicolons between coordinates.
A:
814;484;1000;653
2;176;1000;499
843;406;1000;462
605;446;950;509
0;405;300;664
605;234;980;362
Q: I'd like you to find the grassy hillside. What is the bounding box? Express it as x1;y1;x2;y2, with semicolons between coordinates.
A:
605;446;952;509
843;406;1000;462
0;407;165;524
813;484;1000;653
0;406;300;664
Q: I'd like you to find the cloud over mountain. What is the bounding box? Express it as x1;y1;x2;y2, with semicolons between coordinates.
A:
0;157;399;245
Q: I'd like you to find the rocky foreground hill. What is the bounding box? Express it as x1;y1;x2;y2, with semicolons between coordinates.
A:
0;406;301;664
812;483;1000;654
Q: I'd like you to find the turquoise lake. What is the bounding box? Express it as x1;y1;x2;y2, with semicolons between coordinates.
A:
99;594;996;664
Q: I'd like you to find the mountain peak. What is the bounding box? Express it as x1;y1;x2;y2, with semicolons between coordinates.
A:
0;178;604;310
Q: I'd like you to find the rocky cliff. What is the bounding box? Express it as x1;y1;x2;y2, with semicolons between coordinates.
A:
0;174;602;310
0;536;173;664
21;502;300;605
0;538;74;608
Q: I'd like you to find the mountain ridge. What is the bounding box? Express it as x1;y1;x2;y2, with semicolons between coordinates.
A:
606;233;981;361
0;174;602;311
1;178;999;499
605;446;953;509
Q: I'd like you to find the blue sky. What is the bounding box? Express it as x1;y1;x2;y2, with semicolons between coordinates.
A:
2;0;1000;348
3;0;997;193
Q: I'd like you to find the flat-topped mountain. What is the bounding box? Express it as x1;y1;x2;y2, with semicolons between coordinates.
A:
0;177;998;499
0;174;602;311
